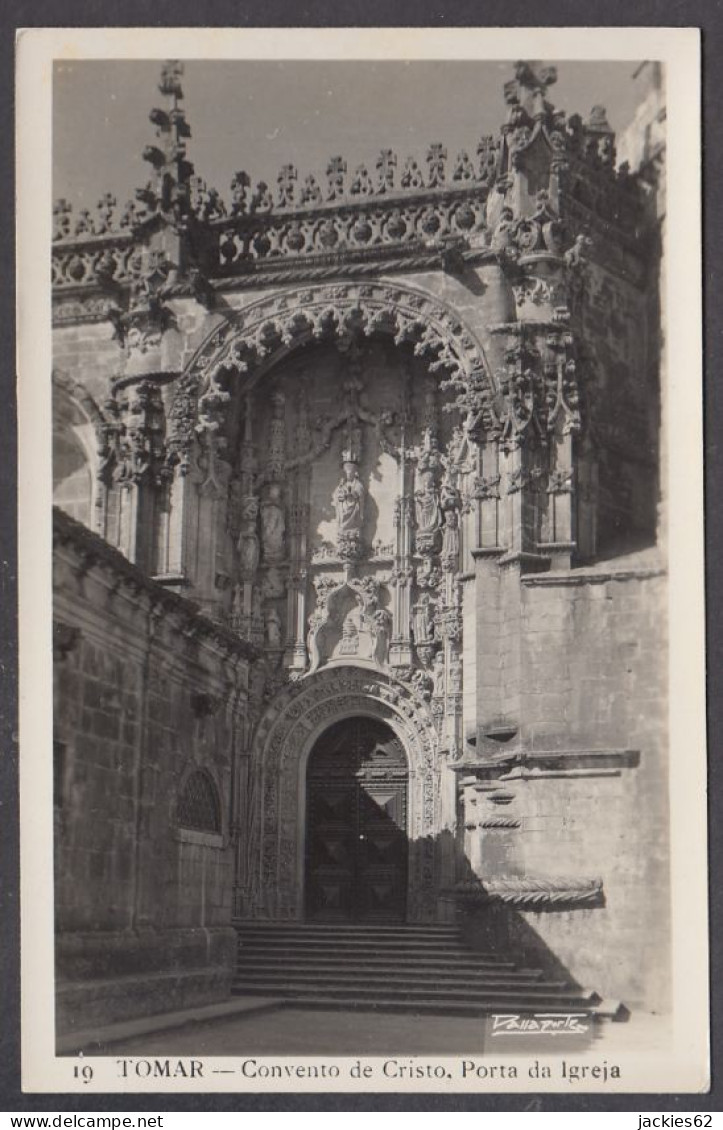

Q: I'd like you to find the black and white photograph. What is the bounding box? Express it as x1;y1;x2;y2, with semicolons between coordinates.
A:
17;26;706;1094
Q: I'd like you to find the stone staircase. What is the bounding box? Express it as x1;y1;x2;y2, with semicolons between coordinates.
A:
232;922;607;1017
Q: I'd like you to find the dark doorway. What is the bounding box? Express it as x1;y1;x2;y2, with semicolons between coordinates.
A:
305;716;408;922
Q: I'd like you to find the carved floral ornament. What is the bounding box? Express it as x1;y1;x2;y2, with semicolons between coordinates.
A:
166;282;499;466
246;665;440;920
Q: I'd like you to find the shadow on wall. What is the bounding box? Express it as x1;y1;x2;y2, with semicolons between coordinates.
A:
410;829;599;996
302;723;604;997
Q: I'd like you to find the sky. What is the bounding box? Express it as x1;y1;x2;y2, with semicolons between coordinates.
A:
53;59;645;213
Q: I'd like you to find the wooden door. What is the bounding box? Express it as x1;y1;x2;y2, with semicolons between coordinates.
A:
305;717;408;922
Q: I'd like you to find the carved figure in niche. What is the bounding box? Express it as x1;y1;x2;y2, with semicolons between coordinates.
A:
237;495;260;580
448;658;463;694
415;468;441;538
441;508;460;564
265;606;283;648
260;482;286;563
335;460;365;559
432;651;446;698
336;462;364;532
412;594;435;645
262;566;286;599
448;425;467;468
231;584;244;631
339;613;360;655
440;479;461;569
372;608;392;666
416;556;442;591
410;668;434;701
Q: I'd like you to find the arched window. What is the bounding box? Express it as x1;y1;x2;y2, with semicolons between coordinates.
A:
177;770;222;834
52;378;99;531
53;430;92;527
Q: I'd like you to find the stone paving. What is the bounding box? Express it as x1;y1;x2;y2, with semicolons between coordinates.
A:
91;1007;672;1059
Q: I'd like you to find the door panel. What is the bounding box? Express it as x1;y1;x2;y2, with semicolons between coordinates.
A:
306;784;357;920
305;717;408;922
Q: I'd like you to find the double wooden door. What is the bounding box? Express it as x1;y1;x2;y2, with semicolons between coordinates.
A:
305;717;408;922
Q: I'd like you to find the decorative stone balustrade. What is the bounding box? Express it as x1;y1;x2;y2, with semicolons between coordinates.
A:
52;69;646;293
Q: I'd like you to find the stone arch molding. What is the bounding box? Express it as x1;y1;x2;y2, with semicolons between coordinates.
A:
247;665;441;922
167;280;497;458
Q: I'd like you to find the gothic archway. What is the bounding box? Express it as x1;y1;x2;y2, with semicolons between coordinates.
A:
245;666;443;923
166;279;498;461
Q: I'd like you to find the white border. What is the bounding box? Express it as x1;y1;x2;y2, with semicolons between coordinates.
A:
17;26;706;1094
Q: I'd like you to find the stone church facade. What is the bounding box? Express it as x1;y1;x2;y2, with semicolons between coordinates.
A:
51;61;667;1033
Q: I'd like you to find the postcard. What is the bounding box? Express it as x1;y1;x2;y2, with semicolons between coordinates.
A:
17;25;707;1094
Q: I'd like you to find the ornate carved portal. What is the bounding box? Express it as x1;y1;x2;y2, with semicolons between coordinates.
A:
245;666;443;922
214;313;475;765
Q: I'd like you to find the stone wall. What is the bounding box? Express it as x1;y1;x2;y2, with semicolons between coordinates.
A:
53;507;254;1036
465;559;669;1010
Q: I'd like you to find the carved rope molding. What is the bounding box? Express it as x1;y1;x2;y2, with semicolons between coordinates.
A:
167;280;497;460
453;875;604;908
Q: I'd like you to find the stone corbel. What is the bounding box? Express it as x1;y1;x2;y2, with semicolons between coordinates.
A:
451;875;604;909
453;743;640;779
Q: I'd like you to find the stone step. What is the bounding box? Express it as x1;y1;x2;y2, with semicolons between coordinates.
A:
236;955;542;978
232;979;598;1008
238;940;515;958
236;939;506;960
233;968;554;991
234;924;462;940
231;922;601;1019
260;996;598;1020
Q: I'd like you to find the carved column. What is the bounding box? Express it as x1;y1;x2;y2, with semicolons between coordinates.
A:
389;450;414;668
287;493;310;671
231;405;260;641
538;326;581;569
110;376;170;573
474;439;503;550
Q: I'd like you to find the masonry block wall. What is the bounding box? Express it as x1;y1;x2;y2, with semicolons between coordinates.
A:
53;507;254;1034
465;566;668;1009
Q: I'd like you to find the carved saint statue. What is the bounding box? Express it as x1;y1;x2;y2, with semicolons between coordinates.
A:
237;496;260;581
231;584;244;631
414;468;440;535
260;482;286;563
372;608;391;666
441;508;460;562
338;613;360;655
432;651;446;698
335;461;365;534
412;594;435;645
440;480;461;569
